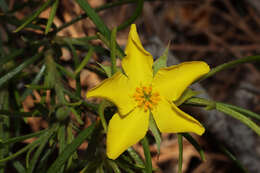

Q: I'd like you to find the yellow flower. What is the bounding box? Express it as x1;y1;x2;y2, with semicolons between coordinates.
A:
86;24;210;160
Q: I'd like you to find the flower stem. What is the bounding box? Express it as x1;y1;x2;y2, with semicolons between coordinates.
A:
200;55;260;81
110;27;117;75
177;134;183;173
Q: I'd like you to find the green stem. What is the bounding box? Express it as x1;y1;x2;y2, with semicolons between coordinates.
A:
97;101;108;132
75;47;94;75
110;27;117;74
177;134;183;173
182;133;205;161
200;55;260;81
141;137;152;173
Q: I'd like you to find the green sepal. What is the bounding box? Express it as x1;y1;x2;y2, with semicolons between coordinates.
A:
97;63;122;77
141;137;152;173
97;62;112;77
174;88;200;106
149;113;161;155
153;42;170;75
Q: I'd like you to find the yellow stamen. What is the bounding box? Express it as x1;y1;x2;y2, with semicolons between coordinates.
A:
133;86;160;111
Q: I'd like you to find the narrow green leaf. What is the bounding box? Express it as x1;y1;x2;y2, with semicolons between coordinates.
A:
0;15;43;31
81;158;102;173
110;27;117;75
219;102;260;121
0;53;42;88
70;107;84;125
0;89;9;172
27;129;54;173
219;145;248;173
107;160;121;173
174;88;200;106
97;100;109;132
97;163;105;173
0;129;48;146
14;0;53;32
57;125;66;153
186;97;260;136
14;90;21;107
127;147;145;168
200;55;260;81
116;158;136;173
56;0;137;33
21;65;46;101
141;137;152;173
184;97;215;107
55;63;75;79
12;161;26;173
47;123;95;173
216;103;260;136
26;140;41;168
66;123;77;169
97;32;124;59
149;114;161;155
37;145;55;172
182;133;205;161
153;43;169;75
0;49;24;67
177;134;183;173
75;0;125;56
0;137;41;163
44;50;57;88
45;0;59;34
75;47;94;75
117;0;144;31
75;0;110;39
97;63;112;78
0;33;5;59
64;39;79;67
64;101;82;108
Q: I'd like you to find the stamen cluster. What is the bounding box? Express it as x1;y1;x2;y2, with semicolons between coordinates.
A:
133;86;160;111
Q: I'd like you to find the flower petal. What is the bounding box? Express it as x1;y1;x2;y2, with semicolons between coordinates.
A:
152;98;205;135
153;61;210;101
106;108;149;159
122;24;153;86
86;72;135;116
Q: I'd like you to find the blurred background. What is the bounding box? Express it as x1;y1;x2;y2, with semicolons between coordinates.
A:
1;0;260;172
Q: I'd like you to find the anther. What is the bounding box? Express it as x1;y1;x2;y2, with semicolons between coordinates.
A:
133;86;160;111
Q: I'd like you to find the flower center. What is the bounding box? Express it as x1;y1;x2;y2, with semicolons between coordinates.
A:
133;86;160;112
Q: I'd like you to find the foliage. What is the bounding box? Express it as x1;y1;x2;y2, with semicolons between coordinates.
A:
0;0;259;172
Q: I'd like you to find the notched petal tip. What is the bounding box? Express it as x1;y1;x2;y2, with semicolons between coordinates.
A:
198;61;210;74
86;87;97;99
122;24;154;86
85;72;135;116
152;61;211;102
196;125;205;136
106;109;149;159
152;99;205;136
126;24;151;56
